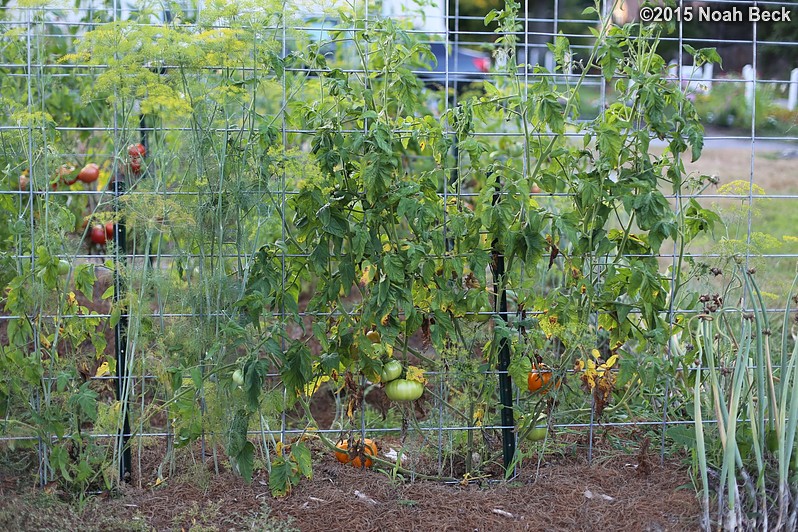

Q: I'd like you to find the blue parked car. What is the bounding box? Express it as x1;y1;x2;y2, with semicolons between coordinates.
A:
419;42;492;88
291;19;491;91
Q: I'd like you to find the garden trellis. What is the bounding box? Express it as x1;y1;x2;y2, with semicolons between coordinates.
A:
2;0;798;528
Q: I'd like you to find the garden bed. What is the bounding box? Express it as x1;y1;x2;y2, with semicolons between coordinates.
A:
1;437;700;531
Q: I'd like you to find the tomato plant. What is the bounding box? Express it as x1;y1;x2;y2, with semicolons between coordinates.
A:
0;0;728;498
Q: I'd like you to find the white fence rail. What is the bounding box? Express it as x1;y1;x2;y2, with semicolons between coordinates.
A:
673;61;798;112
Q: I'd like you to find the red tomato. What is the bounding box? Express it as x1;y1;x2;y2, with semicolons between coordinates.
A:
105;221;114;239
128;143;146;158
90;224;107;245
78;163;100;183
129;158;142;175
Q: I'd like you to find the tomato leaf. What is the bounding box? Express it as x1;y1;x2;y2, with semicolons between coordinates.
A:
236;441;255;483
109;306;121;328
75;263;97;300
508;356;532;388
269;455;293;497
227;409;254;482
67;382;98;423
291;442;313;480
280;343;313;395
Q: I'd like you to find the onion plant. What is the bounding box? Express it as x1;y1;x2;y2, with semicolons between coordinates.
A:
691;267;798;530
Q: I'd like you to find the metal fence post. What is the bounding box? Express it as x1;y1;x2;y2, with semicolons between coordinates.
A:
491;181;515;471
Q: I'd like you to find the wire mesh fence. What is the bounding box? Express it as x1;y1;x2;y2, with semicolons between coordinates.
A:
1;0;798;525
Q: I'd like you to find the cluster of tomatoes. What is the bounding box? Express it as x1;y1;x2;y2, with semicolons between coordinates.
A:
17;142;146;193
17;162;100;192
91;143;145;247
88;221;115;246
127;142;146;175
32;143;146;250
367;330;425;402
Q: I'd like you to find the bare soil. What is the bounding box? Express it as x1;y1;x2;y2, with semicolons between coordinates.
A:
682;146;797;194
0;432;700;532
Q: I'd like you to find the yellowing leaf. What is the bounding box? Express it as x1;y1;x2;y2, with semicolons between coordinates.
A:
602;354;619;370
39;332;51;349
95;361;110;378
473;406;484;427
577;357;599;390
360;261;376;286
405;365;427;385
303;375;329;398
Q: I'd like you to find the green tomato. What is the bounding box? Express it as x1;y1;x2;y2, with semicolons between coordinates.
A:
464;310;492;323
384;379;424;401
380;360;403;382
526;426;548;442
525;414;548;442
232;369;244;386
57;259;70;276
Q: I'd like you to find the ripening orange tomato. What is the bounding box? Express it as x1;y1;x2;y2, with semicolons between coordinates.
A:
527;364;560;394
335;438;377;468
